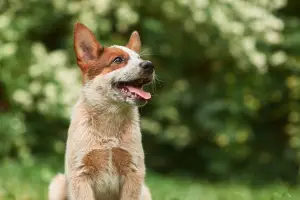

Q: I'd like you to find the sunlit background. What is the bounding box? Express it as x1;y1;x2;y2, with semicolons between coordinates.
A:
1;0;300;199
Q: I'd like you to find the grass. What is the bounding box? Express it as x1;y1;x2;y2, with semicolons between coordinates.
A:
0;159;300;200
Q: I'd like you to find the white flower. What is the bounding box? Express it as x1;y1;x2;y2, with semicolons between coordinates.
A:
0;15;11;29
13;89;33;108
48;51;67;67
266;16;284;30
211;6;226;25
79;11;97;32
37;101;48;114
264;31;282;44
44;83;58;103
0;43;16;59
231;21;245;35
194;0;208;9
273;0;287;9
67;2;81;14
250;21;265;32
192;11;207;23
270;51;287;66
178;0;191;6
29;64;44;78
249;52;267;72
52;0;67;11
92;0;111;15
117;3;138;23
29;81;42;95
242;37;256;51
31;43;47;61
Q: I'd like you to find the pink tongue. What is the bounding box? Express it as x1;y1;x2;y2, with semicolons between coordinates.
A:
125;86;151;100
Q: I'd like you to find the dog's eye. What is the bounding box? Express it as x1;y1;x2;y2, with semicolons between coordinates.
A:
113;57;123;64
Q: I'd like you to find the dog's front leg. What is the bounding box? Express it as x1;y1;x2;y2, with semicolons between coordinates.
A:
68;176;94;200
120;171;144;200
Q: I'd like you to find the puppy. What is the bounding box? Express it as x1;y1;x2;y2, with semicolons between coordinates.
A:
48;22;154;200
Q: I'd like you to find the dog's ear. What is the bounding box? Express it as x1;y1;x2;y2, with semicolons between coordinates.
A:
126;31;141;54
74;22;103;72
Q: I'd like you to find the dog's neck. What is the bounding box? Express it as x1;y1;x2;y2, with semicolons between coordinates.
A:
70;94;140;138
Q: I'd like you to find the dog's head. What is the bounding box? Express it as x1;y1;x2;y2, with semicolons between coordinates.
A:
73;23;154;107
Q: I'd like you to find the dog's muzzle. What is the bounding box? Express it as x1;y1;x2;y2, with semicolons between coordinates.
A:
139;61;154;74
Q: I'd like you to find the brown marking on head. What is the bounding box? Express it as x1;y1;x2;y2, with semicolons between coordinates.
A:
112;147;135;175
126;31;141;54
82;149;109;176
73;23;131;83
86;47;130;80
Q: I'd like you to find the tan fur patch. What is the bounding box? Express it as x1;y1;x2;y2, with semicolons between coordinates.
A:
82;149;109;175
112;147;134;175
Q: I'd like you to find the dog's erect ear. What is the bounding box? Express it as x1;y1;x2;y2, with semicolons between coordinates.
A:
74;22;103;72
126;31;141;54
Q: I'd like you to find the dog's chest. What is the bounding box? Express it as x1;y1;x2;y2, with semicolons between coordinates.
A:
93;169;122;200
82;147;138;198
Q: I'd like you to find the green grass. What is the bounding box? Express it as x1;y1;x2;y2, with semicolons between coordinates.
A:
0;160;300;200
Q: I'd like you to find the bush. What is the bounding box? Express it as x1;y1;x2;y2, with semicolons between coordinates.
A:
1;0;300;183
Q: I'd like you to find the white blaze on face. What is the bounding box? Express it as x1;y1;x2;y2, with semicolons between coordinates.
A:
113;45;142;67
103;45;144;84
112;46;151;100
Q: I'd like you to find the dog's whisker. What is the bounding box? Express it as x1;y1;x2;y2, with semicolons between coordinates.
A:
153;74;163;89
140;48;156;57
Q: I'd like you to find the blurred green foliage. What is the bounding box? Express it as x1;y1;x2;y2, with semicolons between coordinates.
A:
1;160;300;200
1;0;300;184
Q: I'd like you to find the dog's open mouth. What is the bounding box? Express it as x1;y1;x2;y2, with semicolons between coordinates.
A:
114;78;152;100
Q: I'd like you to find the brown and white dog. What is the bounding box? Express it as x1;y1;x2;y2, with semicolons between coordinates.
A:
48;22;154;200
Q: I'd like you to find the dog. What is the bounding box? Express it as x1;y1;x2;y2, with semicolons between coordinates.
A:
48;22;154;200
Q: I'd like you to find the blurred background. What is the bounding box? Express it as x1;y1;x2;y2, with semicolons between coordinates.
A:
1;0;300;199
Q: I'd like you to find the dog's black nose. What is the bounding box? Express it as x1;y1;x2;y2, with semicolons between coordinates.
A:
140;61;154;73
